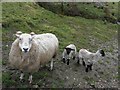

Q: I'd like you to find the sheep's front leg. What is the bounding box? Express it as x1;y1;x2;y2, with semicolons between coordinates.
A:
82;60;86;66
77;58;80;64
76;55;79;64
89;63;93;70
28;74;33;84
62;58;66;63
20;71;24;81
62;51;66;63
67;54;71;65
50;59;53;70
82;58;86;66
67;59;70;65
85;65;89;72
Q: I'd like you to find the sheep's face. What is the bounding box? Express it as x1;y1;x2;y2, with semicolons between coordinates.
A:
65;48;75;55
99;49;105;57
16;32;34;53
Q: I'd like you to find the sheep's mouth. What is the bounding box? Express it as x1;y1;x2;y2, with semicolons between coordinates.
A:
22;48;29;53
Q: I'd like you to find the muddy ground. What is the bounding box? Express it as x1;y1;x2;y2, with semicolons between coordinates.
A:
2;35;118;88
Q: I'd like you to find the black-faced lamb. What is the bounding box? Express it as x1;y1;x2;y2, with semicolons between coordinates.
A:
78;49;105;72
9;31;59;83
62;44;77;65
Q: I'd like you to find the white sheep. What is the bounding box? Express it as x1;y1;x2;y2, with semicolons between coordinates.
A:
78;49;105;72
62;44;77;65
9;31;59;83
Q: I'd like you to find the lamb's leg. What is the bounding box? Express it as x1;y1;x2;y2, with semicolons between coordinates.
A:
50;59;53;70
73;56;75;60
28;74;33;84
77;59;79;64
62;58;66;63
77;57;80;64
82;59;86;66
89;63;93;70
20;71;24;81
67;59;70;65
85;65;89;72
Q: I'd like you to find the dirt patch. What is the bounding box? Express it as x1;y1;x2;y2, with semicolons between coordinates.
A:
2;35;118;88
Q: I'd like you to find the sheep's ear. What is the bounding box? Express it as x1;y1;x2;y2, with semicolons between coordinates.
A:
30;32;35;38
15;31;22;38
30;32;35;36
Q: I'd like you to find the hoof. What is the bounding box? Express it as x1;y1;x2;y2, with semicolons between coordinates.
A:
77;60;79;64
73;56;75;60
82;61;86;66
67;62;69;65
67;59;70;65
62;58;66;63
85;68;88;72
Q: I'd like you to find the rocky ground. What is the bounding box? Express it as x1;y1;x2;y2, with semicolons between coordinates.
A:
52;36;118;88
2;35;118;88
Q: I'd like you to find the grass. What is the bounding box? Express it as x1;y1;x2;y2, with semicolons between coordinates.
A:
77;3;105;19
2;2;118;88
2;72;16;87
2;2;118;51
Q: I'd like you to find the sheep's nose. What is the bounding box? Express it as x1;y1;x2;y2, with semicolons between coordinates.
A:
23;48;28;52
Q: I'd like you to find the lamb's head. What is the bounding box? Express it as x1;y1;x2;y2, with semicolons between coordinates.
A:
96;49;105;57
99;49;105;57
15;31;35;53
65;47;75;55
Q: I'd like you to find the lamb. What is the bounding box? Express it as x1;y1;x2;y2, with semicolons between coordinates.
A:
9;31;59;83
78;49;105;72
62;44;77;65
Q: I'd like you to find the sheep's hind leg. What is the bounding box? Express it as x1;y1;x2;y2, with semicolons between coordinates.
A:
77;57;80;64
77;59;79;64
28;74;33;84
89;63;93;70
85;66;89;72
82;59;86;66
50;59;54;70
51;53;57;70
20;71;24;81
85;64;90;72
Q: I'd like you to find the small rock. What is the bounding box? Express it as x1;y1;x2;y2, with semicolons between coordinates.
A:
33;85;38;88
74;78;75;80
66;76;69;79
6;45;8;47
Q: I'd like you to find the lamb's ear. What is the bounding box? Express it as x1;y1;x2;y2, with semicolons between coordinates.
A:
100;49;105;57
15;31;22;38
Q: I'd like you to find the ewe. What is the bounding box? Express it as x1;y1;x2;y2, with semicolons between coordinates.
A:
9;31;59;83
